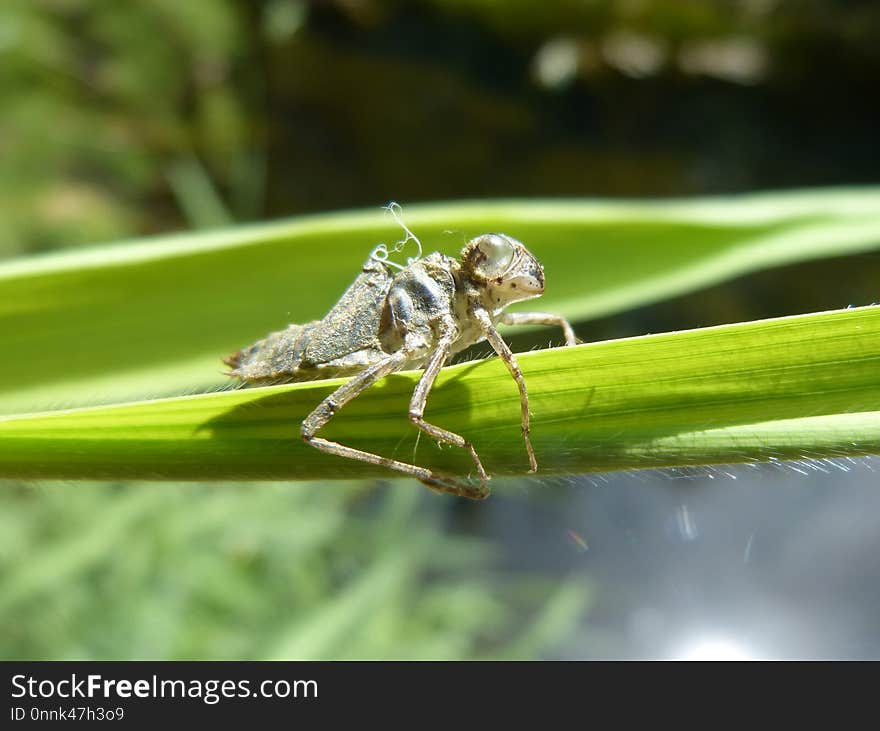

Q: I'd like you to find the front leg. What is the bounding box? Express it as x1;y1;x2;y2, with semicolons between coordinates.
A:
498;311;578;346
473;307;538;473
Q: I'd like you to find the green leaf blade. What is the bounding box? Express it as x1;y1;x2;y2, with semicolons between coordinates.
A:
2;306;877;483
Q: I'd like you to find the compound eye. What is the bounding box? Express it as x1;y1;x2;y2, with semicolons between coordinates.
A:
477;234;515;276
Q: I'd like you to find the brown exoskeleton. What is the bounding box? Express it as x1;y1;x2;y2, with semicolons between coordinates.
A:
224;225;576;500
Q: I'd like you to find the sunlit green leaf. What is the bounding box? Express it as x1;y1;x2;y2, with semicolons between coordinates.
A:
2;188;879;415
2;306;877;485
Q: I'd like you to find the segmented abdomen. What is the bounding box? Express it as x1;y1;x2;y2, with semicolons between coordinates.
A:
224;322;319;384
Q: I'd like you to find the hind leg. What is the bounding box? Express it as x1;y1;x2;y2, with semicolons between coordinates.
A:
301;348;489;500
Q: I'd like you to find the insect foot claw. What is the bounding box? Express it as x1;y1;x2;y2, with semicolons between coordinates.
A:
419;476;490;501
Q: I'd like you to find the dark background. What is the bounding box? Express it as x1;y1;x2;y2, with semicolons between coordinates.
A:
4;0;879;254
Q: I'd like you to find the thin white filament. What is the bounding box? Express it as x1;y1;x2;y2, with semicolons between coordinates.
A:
370;201;423;269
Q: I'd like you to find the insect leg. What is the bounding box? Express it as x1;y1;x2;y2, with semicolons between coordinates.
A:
476;313;538;473
409;331;489;491
498;311;579;346
301;350;489;500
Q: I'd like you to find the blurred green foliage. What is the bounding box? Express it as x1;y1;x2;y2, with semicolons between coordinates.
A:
0;0;259;256
0;480;587;659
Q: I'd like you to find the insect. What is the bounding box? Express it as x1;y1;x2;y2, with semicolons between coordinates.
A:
224;211;576;499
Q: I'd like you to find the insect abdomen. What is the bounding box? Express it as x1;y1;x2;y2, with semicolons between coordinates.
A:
225;322;318;384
